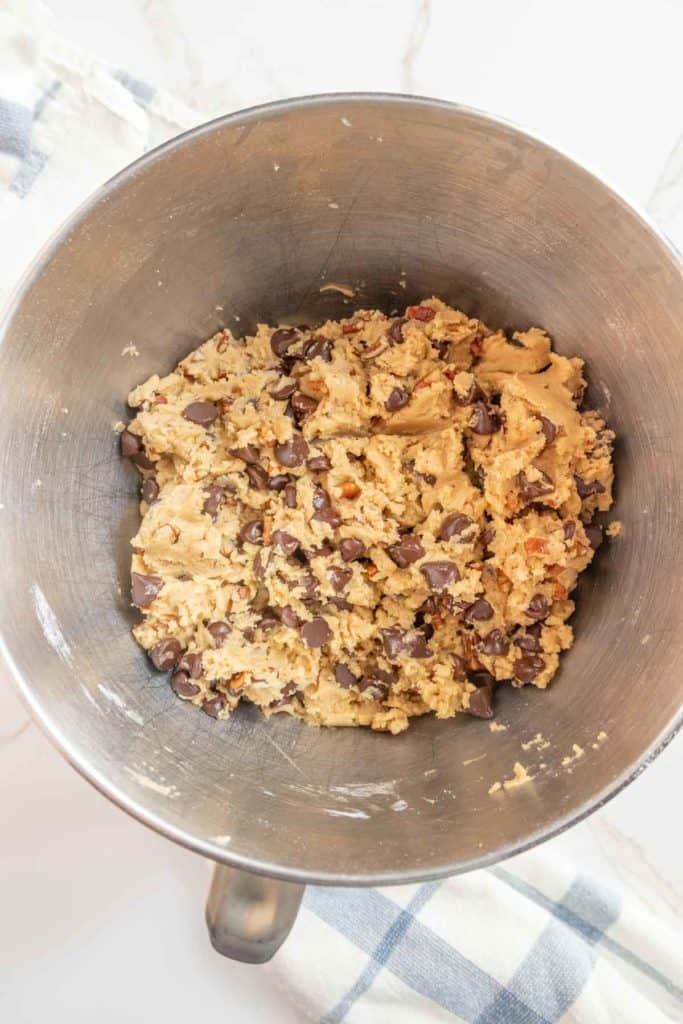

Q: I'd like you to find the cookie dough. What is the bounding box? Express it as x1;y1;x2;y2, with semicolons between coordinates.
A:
121;297;614;734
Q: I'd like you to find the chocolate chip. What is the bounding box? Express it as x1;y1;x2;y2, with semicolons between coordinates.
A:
258;609;281;630
416;620;435;640
381;627;405;659
481;525;496;549
387;534;425;568
515;623;542;652
585;523;603;550
403;631;433;658
229;445;260;464
252;585;270;611
284;482;298;508
300;616;332;648
183;401;219;427
575;475;606;499
454;382;484;407
208;621;230;646
358;667;395;699
246;464;269;490
385;388;411;412
148;637;183;671
334;663;357;688
307;454;331;472
431;338;450;359
275;436;308;467
302;336;333;362
202;485;225;519
438;513;473;541
131;572;163;607
518;469;554;504
329;566;353;592
272;530;299;555
141;477;159;504
289;392;318;421
471;401;501;435
527;594;549;621
239;519;263;544
452;654;466;678
120;428;154;469
177;652;203;678
269;682;299;708
278;605;302;628
297;574;319;603
469;669;496;688
312;486;341;527
326;596;353;611
463;598;493;621
253;550;266;579
171;671;201;698
467;684;494;719
202;694;226;718
564;520;576;541
480;629;509;656
268;473;290;491
539;416;557;443
271;327;299;357
514;654;545;683
388;317;407;344
269;380;297;401
420;561;459;590
340;537;366;562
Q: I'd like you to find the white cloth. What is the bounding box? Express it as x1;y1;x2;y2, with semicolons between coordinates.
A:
1;4;681;1021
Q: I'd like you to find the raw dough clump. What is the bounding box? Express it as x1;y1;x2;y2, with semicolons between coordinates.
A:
121;298;614;734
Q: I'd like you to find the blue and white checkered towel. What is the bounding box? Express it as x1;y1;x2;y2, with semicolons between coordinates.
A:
1;3;681;1020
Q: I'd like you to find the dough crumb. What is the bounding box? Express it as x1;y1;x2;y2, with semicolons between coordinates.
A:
328;202;340;210
121;343;140;358
112;420;126;433
561;743;585;766
606;520;622;537
521;732;550;751
640;634;651;645
489;721;507;732
503;761;533;789
488;781;502;795
340;117;352;127
463;753;487;766
596;730;608;742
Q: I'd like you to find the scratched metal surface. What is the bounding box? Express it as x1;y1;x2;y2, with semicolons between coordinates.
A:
0;95;681;884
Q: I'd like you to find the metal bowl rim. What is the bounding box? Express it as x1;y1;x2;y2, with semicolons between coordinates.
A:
2;90;681;885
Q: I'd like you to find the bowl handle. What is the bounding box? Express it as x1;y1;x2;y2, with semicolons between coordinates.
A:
205;862;305;963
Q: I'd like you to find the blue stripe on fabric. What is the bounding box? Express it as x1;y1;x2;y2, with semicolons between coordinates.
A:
493;867;683;1004
307;885;551;1024
321;882;440;1024
475;875;620;1024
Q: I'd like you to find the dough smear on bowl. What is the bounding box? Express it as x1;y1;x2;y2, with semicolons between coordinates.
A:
121;297;614;734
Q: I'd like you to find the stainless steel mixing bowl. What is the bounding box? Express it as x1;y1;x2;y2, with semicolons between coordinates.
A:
1;94;681;962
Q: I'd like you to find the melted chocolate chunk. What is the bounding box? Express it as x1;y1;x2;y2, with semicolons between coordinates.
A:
275;436;309;467
302;336;333;362
207;621;230;646
340;537;365;562
183;401;218;427
334;663;357;688
229;445;260;464
270;327;299;357
539;416;557;443
300;616;332;648
518;469;554;504
514;654;545;683
202;485;225;519
329;566;353;592
575;475;606;499
385;388;411;412
307;454;331;472
141;477;159;504
246;464;270;490
388;317;407;344
131;572;163;607
171;672;200;698
272;530;299;556
527;594;549;621
438;513;473;541
420;561;459;591
471;401;501;435
148;637;183;671
463;597;494;622
480;628;509;656
386;534;425;568
239;519;263;544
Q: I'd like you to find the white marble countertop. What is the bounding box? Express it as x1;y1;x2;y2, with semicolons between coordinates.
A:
1;1;682;1021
